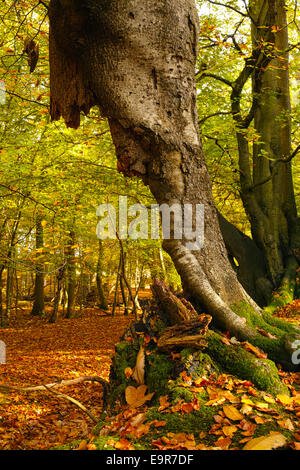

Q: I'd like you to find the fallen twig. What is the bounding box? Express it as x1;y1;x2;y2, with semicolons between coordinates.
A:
0;375;108;393
42;385;98;423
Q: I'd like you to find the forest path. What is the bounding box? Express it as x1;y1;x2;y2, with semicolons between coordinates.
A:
0;307;134;449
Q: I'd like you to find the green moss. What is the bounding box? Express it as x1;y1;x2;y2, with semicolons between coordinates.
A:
106;340;140;408
146;405;217;435
232;301;298;336
262;311;299;334
52;440;82;450
147;351;173;397
252;421;293;442
180;349;220;378
206;331;288;395
232;301;285;336
168;383;195;403
88;436;118;450
230;301;300;367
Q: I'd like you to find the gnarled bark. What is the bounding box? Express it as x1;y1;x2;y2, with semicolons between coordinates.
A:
48;0;299;369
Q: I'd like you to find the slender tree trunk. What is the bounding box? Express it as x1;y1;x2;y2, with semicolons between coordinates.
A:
119;276;128;315
5;250;14;326
31;214;45;316
96;239;108;310
0;266;5;327
49;265;65;323
111;256;121;317
49;0;300;367
65;229;76;318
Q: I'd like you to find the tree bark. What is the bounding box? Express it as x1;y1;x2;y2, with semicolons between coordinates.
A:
65;229;76;318
217;212;273;306
31;213;45;316
235;0;300;289
96;239;108;310
49;265;65;323
48;0;299;367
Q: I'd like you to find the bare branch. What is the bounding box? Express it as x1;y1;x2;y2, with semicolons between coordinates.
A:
206;0;249;18
198;111;231;125
0;375;108;392
196;72;233;88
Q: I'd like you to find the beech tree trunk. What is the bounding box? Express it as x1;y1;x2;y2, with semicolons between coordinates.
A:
96;239;108;310
48;0;299;367
31;214;45;316
235;0;300;291
65;229;76;319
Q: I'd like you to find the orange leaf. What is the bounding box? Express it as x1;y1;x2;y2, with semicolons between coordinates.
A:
223;405;243;421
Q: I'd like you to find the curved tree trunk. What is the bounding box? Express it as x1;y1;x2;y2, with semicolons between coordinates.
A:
48;0;299;367
217;212;273;306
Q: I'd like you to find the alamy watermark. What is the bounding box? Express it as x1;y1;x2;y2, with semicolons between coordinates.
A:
96;196;205;251
0;340;6;364
0;80;6;105
291;340;300;365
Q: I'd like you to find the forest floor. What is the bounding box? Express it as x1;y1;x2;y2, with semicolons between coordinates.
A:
0;298;299;450
0;305;134;450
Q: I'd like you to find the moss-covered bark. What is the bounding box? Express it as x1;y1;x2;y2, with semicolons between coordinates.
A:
206;332;288;395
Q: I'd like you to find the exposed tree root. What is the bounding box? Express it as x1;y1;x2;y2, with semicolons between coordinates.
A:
265;256;299;314
104;285;295;416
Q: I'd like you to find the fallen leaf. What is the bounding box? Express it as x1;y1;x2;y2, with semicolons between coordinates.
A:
124;367;133;379
114;438;135;450
215;436;231;449
223;405;243;421
243;432;287;450
158;395;170;412
278;419;294;431
77;440;87;450
222;425;238;437
241;341;267;359
125;385;154;408
276;394;293;406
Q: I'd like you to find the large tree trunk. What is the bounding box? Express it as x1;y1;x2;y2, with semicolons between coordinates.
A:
236;0;300;291
48;0;299;368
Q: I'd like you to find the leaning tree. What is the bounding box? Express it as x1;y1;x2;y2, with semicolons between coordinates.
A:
197;0;300;308
47;0;299;393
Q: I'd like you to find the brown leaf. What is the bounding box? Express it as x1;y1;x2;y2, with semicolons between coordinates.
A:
77;440;87;450
222;425;238;438
215;436;231;449
241;341;267;359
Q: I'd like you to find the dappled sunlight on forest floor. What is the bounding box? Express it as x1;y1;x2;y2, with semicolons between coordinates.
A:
0;300;299;450
0;307;134;450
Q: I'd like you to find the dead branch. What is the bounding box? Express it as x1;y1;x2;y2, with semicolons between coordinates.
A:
0;375;108;393
157;316;212;352
42;385;98;423
151;278;198;325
